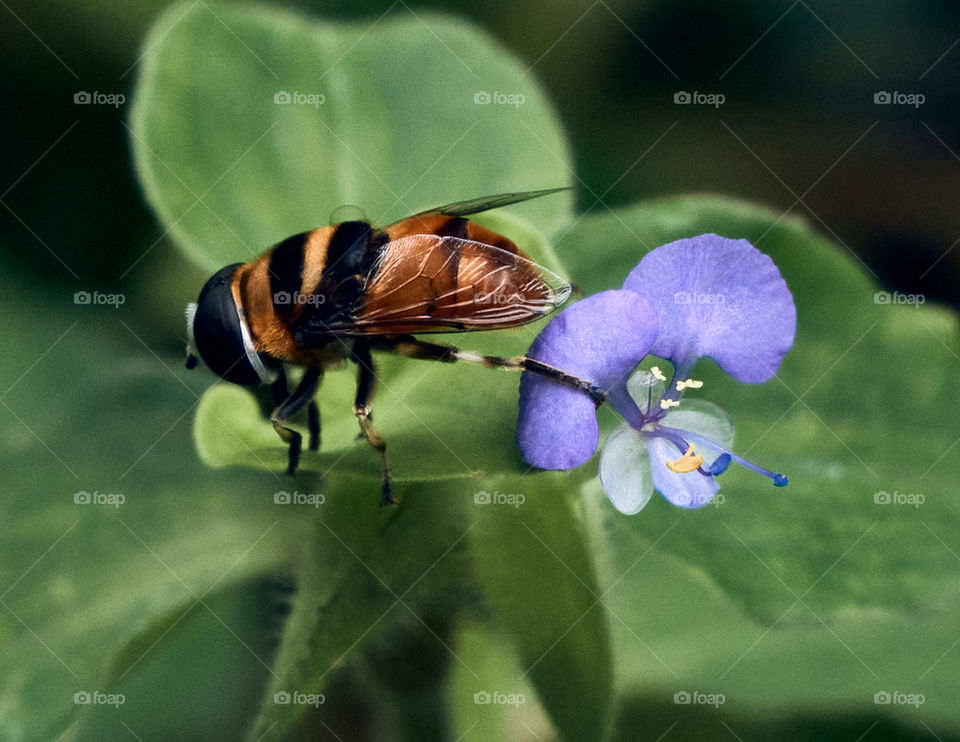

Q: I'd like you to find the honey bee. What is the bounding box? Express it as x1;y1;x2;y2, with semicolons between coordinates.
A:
185;188;602;505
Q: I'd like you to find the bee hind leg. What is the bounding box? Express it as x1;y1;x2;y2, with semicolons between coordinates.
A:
308;400;320;451
270;367;323;476
372;336;607;406
351;341;395;507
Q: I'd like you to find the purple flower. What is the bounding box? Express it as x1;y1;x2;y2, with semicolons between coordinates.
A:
517;234;796;514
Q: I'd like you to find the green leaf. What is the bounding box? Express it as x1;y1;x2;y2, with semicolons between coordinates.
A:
562;197;960;731
449;624;553;740
131;1;573;273
246;476;471;740
587;480;960;733
470;477;612;742
0;262;295;741
63;576;287;742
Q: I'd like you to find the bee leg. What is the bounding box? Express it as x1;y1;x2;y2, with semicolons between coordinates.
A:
270;368;290;405
308;400;320;452
270;367;323;476
372;336;607;407
351;341;395;507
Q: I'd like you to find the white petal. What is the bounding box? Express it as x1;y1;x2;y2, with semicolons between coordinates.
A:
666;399;735;457
599;423;654;515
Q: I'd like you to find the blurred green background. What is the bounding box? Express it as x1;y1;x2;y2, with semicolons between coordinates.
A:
2;2;959;741
3;0;960;315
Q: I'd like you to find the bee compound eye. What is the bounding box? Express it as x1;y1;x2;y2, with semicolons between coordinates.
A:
191;264;277;386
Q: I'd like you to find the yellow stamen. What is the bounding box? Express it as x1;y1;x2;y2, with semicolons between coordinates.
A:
676;378;703;391
659;398;680;410
650;365;667;381
666;444;704;474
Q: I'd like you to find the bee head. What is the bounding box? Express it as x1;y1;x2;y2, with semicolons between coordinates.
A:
185;263;281;386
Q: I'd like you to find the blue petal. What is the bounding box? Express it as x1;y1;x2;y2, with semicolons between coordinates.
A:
622;234;796;383
517;290;658;470
648;400;735;508
517;384;598;470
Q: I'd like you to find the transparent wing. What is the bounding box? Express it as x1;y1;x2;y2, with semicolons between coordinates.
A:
318;233;571;336
390;187;569;222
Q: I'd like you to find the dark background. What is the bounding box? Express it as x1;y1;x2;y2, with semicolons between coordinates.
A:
2;0;958;329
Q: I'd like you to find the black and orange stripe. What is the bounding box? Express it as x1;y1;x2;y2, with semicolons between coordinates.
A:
228;191;563;365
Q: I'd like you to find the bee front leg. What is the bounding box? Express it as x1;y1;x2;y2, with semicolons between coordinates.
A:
351;341;395;507
270;367;323;476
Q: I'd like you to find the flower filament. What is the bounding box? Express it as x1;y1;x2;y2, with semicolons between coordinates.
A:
614;368;788;487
